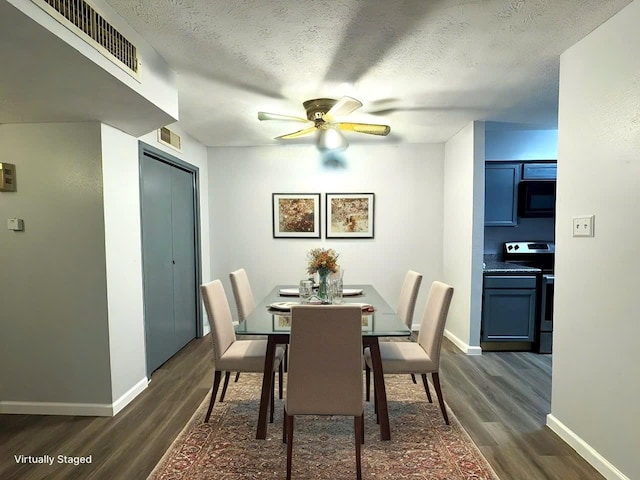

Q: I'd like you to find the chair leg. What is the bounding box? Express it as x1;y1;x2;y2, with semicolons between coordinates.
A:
283;345;288;373
373;378;379;424
421;373;433;403
278;360;284;400
270;372;275;423
365;365;370;402
234;371;240;383
219;371;231;402
286;413;294;480
360;413;365;445
354;416;363;480
432;372;449;425
204;370;223;423
282;407;287;444
411;373;417;384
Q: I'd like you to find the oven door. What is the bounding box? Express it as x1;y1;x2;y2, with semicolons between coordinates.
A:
538;274;554;353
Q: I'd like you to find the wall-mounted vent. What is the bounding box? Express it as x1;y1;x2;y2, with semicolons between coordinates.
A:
34;0;139;75
158;127;182;152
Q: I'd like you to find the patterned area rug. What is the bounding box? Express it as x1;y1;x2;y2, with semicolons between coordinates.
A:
148;373;498;480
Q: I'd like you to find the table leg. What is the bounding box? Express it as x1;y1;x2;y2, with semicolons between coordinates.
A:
256;336;277;439
368;339;391;441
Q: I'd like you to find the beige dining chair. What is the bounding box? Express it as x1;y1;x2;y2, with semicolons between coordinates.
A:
230;268;256;321
227;268;257;389
283;305;365;480
397;270;423;330
397;270;422;384
365;281;454;425
200;279;284;423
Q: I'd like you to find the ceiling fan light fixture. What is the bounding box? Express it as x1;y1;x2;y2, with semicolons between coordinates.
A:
317;127;348;151
258;96;390;150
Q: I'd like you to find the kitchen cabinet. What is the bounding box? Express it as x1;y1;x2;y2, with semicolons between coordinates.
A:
485;163;520;226
482;275;537;342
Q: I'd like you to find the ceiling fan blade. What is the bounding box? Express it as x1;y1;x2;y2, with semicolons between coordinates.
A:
258;111;310;123
336;122;391;136
322;96;363;122
275;126;317;140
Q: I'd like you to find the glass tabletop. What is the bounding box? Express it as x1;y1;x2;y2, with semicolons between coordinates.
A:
236;284;411;337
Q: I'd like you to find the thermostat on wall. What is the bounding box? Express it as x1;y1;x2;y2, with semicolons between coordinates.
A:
7;218;24;231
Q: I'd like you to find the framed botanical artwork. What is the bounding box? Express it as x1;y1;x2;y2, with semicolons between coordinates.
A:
361;313;374;331
272;193;321;238
326;193;375;238
272;314;292;331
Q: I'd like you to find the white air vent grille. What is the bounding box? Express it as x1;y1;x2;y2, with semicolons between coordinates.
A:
158;127;182;152
37;0;138;74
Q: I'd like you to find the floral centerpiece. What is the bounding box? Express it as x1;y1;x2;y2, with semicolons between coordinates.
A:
306;248;339;302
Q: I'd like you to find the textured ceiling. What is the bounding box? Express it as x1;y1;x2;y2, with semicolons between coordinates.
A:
104;0;632;147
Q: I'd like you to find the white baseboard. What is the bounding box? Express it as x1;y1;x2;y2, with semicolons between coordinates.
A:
112;377;149;415
546;414;630;480
443;329;482;355
0;377;148;417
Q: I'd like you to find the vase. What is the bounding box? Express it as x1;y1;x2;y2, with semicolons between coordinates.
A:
317;270;330;303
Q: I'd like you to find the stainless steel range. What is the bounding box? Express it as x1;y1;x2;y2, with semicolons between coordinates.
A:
503;241;555;353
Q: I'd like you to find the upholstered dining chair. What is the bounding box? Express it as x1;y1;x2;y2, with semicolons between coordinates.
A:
227;268;256;388
397;270;423;330
365;281;454;425
200;279;284;423
229;268;255;321
283;305;365;480
397;270;422;384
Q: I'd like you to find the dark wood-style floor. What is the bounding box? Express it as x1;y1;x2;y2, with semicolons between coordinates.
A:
0;336;603;480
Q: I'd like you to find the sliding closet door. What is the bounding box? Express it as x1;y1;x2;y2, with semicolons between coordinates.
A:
171;166;197;350
140;148;199;376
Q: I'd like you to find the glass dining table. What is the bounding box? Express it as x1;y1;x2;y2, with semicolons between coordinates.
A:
236;284;411;441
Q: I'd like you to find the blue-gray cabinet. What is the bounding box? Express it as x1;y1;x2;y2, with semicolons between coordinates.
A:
482;275;537;342
485;163;520;226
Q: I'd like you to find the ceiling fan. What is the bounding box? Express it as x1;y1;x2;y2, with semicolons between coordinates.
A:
258;96;391;151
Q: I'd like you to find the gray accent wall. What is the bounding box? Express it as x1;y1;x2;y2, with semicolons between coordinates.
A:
0;122;112;406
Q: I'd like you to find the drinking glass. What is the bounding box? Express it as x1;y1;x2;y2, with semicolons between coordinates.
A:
331;278;344;304
299;280;314;304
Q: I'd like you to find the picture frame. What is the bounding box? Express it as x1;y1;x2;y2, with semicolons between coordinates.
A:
326;193;375;238
272;193;321;238
361;313;374;331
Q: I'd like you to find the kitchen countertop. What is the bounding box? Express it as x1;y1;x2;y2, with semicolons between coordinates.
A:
483;260;541;273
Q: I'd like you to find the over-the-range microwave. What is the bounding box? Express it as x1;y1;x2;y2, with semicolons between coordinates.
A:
518;163;557;218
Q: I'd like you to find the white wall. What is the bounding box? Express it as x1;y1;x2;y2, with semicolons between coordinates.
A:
207;143;444;326
442;121;485;354
101;124;147;408
0;122;113;411
549;2;640;479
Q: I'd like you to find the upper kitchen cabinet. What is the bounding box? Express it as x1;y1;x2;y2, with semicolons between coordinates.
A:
485;163;520;226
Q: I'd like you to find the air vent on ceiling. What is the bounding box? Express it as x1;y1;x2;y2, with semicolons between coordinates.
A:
33;0;139;76
158;127;182;152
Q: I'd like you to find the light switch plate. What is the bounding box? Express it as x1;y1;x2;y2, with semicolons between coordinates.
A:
572;215;594;237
